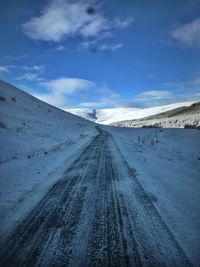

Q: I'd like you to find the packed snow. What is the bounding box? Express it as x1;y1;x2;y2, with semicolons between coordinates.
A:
66;101;196;125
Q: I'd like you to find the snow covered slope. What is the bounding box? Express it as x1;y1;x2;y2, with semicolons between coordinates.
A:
112;102;200;128
0;80;96;226
66;101;196;125
0;80;96;163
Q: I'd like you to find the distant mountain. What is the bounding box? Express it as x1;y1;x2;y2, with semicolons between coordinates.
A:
66;101;197;125
66;108;98;122
112;102;200;128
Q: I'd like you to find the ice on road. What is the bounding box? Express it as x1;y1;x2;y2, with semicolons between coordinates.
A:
0;128;191;267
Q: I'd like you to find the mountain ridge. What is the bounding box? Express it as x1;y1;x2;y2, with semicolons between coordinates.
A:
66;101;198;125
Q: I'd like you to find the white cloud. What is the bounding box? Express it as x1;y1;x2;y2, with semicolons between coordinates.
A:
132;78;200;107
56;45;66;51
22;0;134;43
35;77;95;108
38;78;123;109
135;90;173;101
80;15;108;38
41;77;95;94
34;91;71;108
17;73;42;82
133;90;174;107
99;43;123;51
82;41;123;51
83;87;132;108
22;65;45;72
24;76;200;109
16;65;45;81
112;17;134;29
160;78;200;102
79;87;179;109
80;101;107;108
170;18;200;47
82;40;97;48
0;66;9;73
94;88;173;108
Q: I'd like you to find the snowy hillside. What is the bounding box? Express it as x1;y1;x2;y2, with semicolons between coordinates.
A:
112;102;200;128
0;80;200;266
0;80;96;228
66;101;196;125
0;80;96;163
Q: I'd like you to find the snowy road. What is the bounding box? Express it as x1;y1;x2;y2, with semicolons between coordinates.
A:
0;128;191;267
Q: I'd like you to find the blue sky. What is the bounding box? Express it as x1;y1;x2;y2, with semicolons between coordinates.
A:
0;0;200;109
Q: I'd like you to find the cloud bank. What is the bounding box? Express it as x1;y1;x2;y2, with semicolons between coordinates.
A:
33;76;200;109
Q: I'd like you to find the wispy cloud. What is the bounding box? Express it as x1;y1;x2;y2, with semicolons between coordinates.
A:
99;43;123;51
21;65;45;72
5;54;28;61
132;78;200;107
16;65;45;82
17;73;42;82
80;101;106;108
170;18;200;47
134;90;173;101
79;78;200;109
56;45;66;51
97;87;128;107
0;66;9;73
19;75;200;109
80;87;135;108
21;0;134;44
82;41;123;52
112;17;134;29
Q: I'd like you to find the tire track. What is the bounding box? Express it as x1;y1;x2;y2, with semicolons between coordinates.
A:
0;131;106;266
0;128;191;267
109;135;191;266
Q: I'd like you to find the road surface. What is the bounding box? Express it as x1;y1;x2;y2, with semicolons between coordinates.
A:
0;128;191;266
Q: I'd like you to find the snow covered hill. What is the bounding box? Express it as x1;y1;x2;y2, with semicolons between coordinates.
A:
66;101;197;125
0;80;96;163
0;80;96;227
112;102;200;128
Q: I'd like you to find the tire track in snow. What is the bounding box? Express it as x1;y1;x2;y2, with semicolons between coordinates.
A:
0;128;191;266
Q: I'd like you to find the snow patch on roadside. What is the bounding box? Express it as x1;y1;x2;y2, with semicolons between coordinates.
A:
108;126;200;266
0;135;96;241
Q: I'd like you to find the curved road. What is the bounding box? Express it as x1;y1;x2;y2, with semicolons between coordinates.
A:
0;128;191;266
